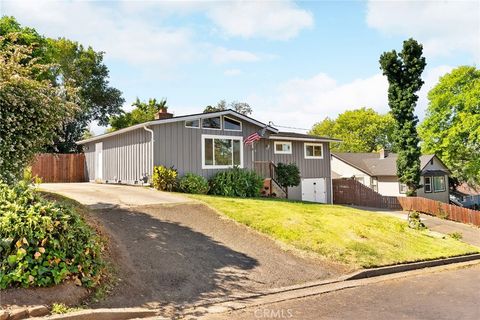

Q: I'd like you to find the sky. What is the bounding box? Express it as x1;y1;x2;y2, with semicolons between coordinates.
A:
2;0;479;134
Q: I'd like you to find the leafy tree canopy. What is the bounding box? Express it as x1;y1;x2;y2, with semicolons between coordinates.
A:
419;66;480;187
310;108;395;152
203;99;253;115
0;38;76;183
379;38;426;196
0;16;124;153
109;98;168;131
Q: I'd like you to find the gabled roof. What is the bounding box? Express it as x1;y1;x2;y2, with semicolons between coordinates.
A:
332;152;449;176
268;131;341;143
77;109;278;144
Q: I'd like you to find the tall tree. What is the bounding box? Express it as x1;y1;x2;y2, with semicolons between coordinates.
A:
310;108;395;152
203;99;253;115
109;98;168;131
419;66;480;187
0;16;124;153
379;38;426;196
0;38;76;183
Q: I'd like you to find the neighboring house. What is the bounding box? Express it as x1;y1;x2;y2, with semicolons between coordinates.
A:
331;150;450;203
451;183;480;209
77;109;339;203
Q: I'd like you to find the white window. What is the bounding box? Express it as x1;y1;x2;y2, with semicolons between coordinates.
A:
223;116;242;131
185;119;200;128
274;141;292;154
424;176;432;193
399;183;408;194
304;143;323;159
433;176;446;192
370;177;378;192
202;116;222;130
202;135;243;169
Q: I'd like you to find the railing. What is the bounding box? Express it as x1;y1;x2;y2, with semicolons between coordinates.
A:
253;161;288;196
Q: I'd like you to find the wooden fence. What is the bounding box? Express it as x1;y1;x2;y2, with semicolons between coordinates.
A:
31;153;86;183
397;197;480;227
333;178;480;227
332;178;401;210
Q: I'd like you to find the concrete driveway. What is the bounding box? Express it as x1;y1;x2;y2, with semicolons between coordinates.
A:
40;183;190;209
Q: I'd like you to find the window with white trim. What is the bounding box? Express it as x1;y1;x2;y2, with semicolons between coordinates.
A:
274;141;292;154
399;183;408;194
433;176;446;192
304;143;323;159
223;116;242;131
185;119;200;128
202;135;243;169
424;176;432;193
202;116;222;130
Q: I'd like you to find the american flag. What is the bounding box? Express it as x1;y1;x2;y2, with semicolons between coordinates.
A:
244;127;267;145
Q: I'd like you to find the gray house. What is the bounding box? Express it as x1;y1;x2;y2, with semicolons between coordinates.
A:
331;150;451;203
77;109;339;203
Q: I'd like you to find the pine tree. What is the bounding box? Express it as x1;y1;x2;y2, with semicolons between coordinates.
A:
379;39;426;196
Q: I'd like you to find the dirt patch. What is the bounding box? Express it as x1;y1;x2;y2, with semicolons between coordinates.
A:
89;203;348;312
0;281;89;308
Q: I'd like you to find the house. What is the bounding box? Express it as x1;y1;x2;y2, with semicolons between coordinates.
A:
451;183;480;209
77;109;340;203
331;149;450;203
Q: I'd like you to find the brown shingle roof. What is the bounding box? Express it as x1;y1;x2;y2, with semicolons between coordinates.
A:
332;152;439;176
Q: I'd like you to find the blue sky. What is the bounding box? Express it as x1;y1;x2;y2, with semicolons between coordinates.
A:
2;0;479;134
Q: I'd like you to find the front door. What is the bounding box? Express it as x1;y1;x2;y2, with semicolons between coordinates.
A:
301;178;326;203
95;142;103;180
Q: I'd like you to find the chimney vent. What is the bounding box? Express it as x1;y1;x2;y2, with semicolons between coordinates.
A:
154;108;173;120
379;148;388;159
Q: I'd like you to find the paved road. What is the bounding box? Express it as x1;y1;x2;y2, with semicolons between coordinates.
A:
203;264;480;320
41;182;190;209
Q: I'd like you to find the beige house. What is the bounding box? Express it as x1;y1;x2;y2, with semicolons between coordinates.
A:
331;150;450;203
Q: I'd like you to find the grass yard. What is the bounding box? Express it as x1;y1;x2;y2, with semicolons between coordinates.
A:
190;195;479;269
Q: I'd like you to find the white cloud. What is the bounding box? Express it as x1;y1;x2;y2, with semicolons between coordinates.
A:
366;1;480;61
249;66;453;132
207;1;313;40
212;47;260;64
224;69;243;76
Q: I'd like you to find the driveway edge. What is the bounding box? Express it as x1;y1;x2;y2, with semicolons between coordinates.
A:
28;308;160;320
184;257;480;317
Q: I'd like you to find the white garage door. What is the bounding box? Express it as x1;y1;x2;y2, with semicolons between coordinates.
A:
301;178;327;203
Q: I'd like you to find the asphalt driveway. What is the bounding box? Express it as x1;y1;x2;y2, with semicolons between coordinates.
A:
40;183;346;311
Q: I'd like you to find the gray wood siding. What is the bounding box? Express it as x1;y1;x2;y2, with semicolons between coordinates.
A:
254;139;332;202
152;115;259;178
83;128;153;183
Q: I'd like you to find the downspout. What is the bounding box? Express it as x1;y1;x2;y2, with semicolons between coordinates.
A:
143;126;154;185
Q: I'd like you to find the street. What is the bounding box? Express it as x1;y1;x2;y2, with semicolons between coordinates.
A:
202;264;480;320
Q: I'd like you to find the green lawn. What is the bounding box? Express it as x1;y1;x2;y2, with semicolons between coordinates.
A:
190;195;479;269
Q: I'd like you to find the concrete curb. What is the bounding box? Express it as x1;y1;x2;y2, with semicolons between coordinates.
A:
183;257;480;317
346;253;480;280
29;308;159;320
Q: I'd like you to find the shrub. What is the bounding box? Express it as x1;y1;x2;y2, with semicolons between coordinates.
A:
448;232;463;241
407;211;426;230
152;165;178;191
209;167;263;197
276;163;301;189
179;173;209;194
0;181;104;289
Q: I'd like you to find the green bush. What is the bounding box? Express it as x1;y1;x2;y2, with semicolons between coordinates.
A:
407;211;426;230
0;181;104;289
152;165;178;191
179;173;209;194
209;167;263;197
276;163;301;189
